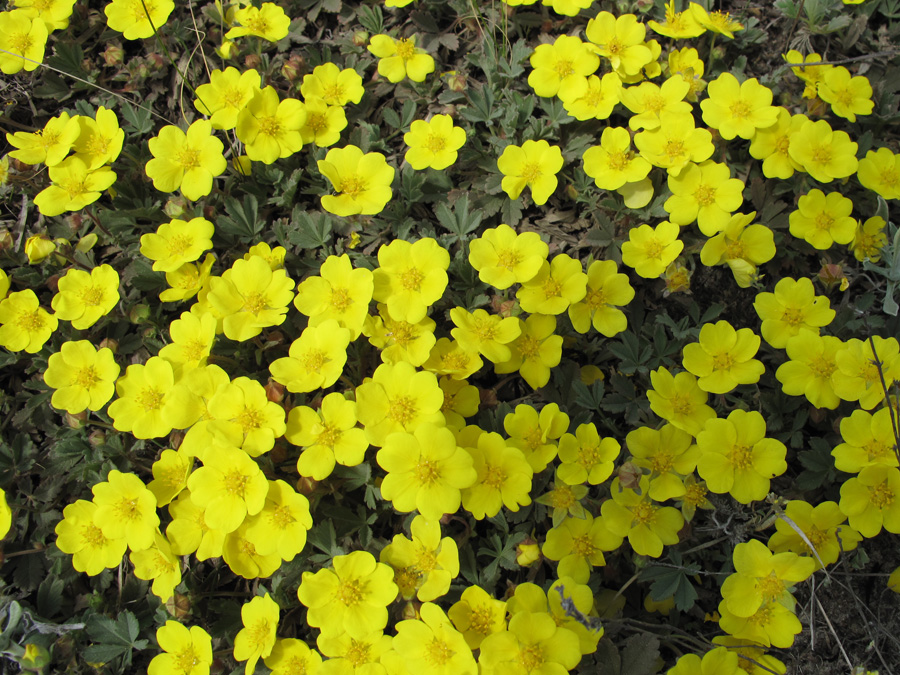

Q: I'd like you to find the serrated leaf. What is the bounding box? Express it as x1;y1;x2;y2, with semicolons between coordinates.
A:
37;578;64;618
620;633;661;675
219;194;262;239
82;643;127;664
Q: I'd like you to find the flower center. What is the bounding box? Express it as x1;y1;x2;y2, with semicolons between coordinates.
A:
242;292;268;314
17;309;45;332
665;140;685;159
340;174;366;198
323;83;345;105
9;32;34;54
781;307;804;326
814;212;835;231
178;146;200;171
302;349;327;373
482;462;507;490
306;112;327;134
136;387;164;412
694;184;716;206
554;59;574;78
729;100;751;119
115;497;141;521
496;248;521;271
756;571;786;602
237;406;263;433
388;395;417;425
80;285;105;306
468;606;494;635
223;469;248;497
711;352;734;371
869;482;895;509
426;638;453;666
518;335;541;359
729;443;752;471
182;338;208;362
396;38;416;61
82;522;108;547
246;15;270;34
167;234;194;257
724;240;747;259
811;145;832;165
540;276;562;299
258;115;282;138
644;240;664;260
809;355;836;379
607;150;631;172
345;639;371;667
571;533;598;558
548;485;577;510
519;644;545;672
425;133;447;153
521;162;542;184
400;267;424;292
223;87;245;109
74;365;100;389
413;458;441;485
316;422;342;448
174;647;200;673
270;505;294;529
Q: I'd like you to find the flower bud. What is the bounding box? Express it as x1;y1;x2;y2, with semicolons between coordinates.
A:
20;644;50;672
265;379;285;403
617;461;643;490
102;43;124;66
352;30;369;47
0;229;13;253
88;430;106;447
244;53;261;70
165;593;192;621
516;539;541;566
296;475;319;496
129;303;151;324
281;54;304;83
66;212;83;232
216;40;236;59
98;337;118;353
65;411;88;429
164;196;189;218
818;262;848;292
447;72;466;92
76;233;98;253
24;235;55;264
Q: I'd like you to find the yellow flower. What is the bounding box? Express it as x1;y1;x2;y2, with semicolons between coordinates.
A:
300;62;365;106
148;621;213;675
527;34;599;99
834;336;900;409
857;147;900;200
850;216;888;261
6;112;79;166
233;594;280;675
700;211;776;288
54;500;126;575
392;602;476;673
166;490;226;559
543;512;622;580
494;313;563;390
682;320;764;394
634;111;714;176
92;469;159;551
51;264;120;329
372;237;449;323
789;189;857;250
33;156;116;216
378;423;477;520
236;87;306;164
44;340;119;414
263;639;323;675
24;235;55;264
286;392;367;480
226;2;290;41
297;550;398;638
621;221;683;278
627;424;698;501
504;402;569;472
147;448;192;507
160;254;215;303
690;2;743;38
367;34;435;83
585;11;652;77
601;475;684;557
839;465;900;537
648;1;706;39
748;109;807;180
668;647;741;675
700;73;778;141
104;0;175;40
775;332;844;409
294;253;373;339
0;289;57;353
582;126;652;191
468;224;548;290
480;610;581;674
0;9;48;73
159;311;217;374
0;489;10;540
364;302;437;366
107;356;178;439
448;585;507;649
460;431;533;520
146;121;227;201
647;367;715;436
269;319;351;393
696;409;788;503
450;308;521;364
380;515;459;601
753;277;835;349
206;255;294;342
186;445;269;533
206;376;287;456
788;118;858;183
130;531;181;602
72;106;124;169
767;500;861;567
516;254;587;315
818;66;873;122
318;144;395;216
13;0;77;32
423;338;483;380
557;422;619;486
298;96;347;148
404;114;466;170
665;160;745;236
621;76;692;131
561;72;622;120
244;479;312;561
194;67;262;130
497;139;564;205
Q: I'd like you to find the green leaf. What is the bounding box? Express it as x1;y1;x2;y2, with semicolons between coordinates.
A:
82;643;128;665
357;3;383;33
288;208;333;249
435;194;482;240
219;194;262;240
120;102;154;137
620;633;662;675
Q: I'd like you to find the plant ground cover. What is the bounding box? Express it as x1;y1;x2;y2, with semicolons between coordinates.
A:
2;0;900;673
